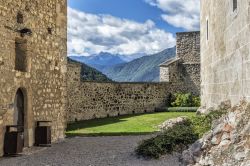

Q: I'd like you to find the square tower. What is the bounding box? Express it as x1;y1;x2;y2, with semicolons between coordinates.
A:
0;0;67;156
200;0;250;108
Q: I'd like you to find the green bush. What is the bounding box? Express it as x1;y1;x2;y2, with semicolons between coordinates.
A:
190;110;226;137
171;93;192;107
171;93;201;107
192;96;201;107
135;121;198;159
135;111;226;159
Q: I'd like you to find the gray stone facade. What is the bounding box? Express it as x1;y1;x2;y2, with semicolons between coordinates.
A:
0;0;67;156
160;32;200;95
200;0;250;108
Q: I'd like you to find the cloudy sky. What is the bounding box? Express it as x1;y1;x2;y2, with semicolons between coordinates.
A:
68;0;200;57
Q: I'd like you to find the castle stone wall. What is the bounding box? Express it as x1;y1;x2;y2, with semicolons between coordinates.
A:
0;0;67;156
176;32;200;63
160;32;201;95
67;60;195;122
159;67;170;82
201;0;250;108
175;32;200;92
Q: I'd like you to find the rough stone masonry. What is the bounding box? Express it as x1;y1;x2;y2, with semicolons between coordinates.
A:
66;45;200;122
0;0;67;156
66;32;201;123
160;31;200;95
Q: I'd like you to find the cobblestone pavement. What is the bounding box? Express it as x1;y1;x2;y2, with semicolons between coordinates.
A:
0;136;180;166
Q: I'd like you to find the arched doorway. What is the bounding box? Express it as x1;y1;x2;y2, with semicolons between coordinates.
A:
14;89;24;128
13;89;25;146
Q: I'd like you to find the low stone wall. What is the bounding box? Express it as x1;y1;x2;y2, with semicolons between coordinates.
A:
68;81;174;122
67;60;196;122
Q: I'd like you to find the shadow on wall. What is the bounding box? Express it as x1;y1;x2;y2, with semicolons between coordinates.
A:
179;64;200;96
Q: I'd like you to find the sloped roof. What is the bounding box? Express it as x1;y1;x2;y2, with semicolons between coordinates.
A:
159;57;180;67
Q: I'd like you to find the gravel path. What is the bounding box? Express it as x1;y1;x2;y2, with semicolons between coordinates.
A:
0;136;180;166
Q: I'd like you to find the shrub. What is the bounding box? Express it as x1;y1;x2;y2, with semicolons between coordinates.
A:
191;110;226;137
192;96;201;107
171;93;201;107
135;121;198;159
171;93;192;107
135;111;226;159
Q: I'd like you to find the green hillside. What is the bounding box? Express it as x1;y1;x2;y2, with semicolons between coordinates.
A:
102;47;176;82
68;58;112;82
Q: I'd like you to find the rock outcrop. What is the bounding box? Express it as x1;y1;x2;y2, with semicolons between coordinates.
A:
182;101;250;166
159;116;188;131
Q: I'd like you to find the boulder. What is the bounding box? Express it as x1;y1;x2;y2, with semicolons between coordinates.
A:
181;100;250;166
159;116;188;131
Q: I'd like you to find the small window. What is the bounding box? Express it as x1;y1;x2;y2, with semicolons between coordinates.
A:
15;38;27;72
233;0;237;12
17;12;24;24
206;19;209;41
47;27;53;35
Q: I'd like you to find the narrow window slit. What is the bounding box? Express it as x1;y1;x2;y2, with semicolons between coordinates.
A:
233;0;237;12
15;38;27;72
17;12;24;24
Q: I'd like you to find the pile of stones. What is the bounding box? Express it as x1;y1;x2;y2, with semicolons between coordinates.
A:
181;100;250;166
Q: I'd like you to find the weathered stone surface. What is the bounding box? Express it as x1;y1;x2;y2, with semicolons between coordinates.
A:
181;140;203;165
0;0;67;156
67;59;200;122
160;32;200;97
200;0;250;108
182;101;250;166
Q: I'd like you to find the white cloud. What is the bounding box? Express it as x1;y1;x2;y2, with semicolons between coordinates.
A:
145;0;200;31
67;7;175;56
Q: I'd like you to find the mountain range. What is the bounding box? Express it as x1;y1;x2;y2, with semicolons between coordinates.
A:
102;47;176;82
69;52;144;71
69;47;176;82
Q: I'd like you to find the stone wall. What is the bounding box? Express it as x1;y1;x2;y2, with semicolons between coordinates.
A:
175;32;200;92
159;67;169;82
176;31;200;64
67;60;196;122
160;32;200;95
0;0;67;156
200;0;250;108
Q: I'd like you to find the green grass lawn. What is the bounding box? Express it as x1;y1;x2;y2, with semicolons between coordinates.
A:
66;112;195;137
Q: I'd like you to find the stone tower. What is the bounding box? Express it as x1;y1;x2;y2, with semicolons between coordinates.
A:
200;0;250;108
160;31;200;96
0;0;67;156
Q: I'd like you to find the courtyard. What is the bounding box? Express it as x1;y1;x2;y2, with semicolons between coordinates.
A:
0;112;194;166
0;136;180;166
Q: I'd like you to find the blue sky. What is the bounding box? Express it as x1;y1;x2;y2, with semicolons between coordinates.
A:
68;0;184;34
68;0;200;56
